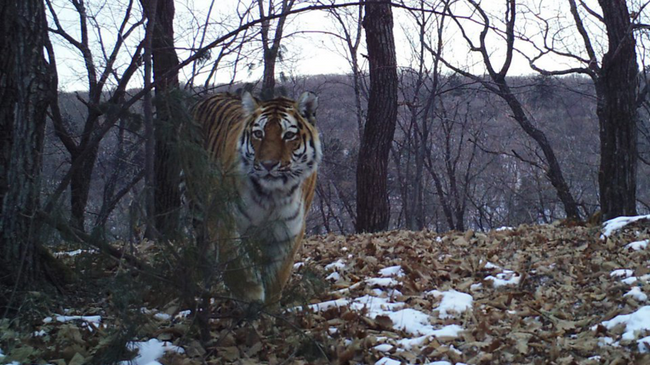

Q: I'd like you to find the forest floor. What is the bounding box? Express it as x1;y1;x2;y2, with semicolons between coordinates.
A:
2;217;650;365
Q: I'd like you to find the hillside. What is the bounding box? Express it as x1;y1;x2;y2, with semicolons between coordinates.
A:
2;217;650;364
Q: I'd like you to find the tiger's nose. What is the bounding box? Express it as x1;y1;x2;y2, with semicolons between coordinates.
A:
260;160;279;172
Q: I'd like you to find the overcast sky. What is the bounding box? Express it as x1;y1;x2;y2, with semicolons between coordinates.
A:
47;0;629;92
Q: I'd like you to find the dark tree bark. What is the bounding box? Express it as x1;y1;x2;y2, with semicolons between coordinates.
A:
355;0;398;233
146;0;182;238
70;143;99;230
525;0;640;221
0;0;51;284
259;0;295;100
141;0;157;239
596;0;638;220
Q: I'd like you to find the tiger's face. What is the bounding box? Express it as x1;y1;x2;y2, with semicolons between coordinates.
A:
238;92;321;192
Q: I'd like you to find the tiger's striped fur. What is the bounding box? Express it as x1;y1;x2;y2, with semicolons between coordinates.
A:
193;91;321;304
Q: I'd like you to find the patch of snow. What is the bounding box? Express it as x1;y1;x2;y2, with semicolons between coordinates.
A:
293;262;304;269
639;336;650;353
601;306;650;341
366;277;399;288
53;249;97;257
597;336;619;348
624;287;647;301
626;239;649;251
485;270;521;287
449;345;463;355
379;265;405;277
373;343;393;352
481;260;501;270
375;357;401;365
622;277;638;285
602;214;650;238
326;272;341;282
43;315;101;325
350;295;404;313
470;283;483;291
308;298;351;311
309;294;463;353
385;308;432;335
495;226;514;231
333;282;362;295
175;310;191;320
371;288;403;297
610;269;634;278
396;325;463;350
119;339;184;365
427;290;473;319
33;330;47;337
154;313;172;321
328;327;338;335
325;259;346;271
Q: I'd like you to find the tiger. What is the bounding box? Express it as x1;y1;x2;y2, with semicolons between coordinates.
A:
192;91;321;305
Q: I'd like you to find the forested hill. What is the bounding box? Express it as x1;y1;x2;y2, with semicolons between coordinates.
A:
43;73;650;239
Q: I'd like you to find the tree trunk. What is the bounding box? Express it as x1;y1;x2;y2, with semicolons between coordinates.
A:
141;0;157;239
596;0;638;220
70;144;99;230
355;0;398;233
149;0;181;239
0;0;51;285
259;0;294;100
261;48;278;100
497;83;581;220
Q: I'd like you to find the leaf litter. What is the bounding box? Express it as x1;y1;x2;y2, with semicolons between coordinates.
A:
3;216;650;364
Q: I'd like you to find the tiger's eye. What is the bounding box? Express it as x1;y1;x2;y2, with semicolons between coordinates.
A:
284;132;296;140
253;130;264;139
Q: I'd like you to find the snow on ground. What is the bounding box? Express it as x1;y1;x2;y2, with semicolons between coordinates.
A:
625;287;648;302
602;214;650;238
426;290;473;319
308;265;470;361
484;269;521;287
52;249;97;257
298;216;650;363
640;336;650;353
42;314;102;326
626;239;650;251
379;265;405;277
6;215;650;364
324;259;346;271
601;306;650;343
118;339;184;365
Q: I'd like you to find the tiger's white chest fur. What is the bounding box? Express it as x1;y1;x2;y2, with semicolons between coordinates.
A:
235;179;305;243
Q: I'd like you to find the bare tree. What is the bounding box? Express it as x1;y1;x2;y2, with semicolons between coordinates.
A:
356;0;399;233
596;0;639;219
45;0;146;231
436;0;581;220
0;0;52;285
257;0;297;99
141;0;183;238
524;0;640;220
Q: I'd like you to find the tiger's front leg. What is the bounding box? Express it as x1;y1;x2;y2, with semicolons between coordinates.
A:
258;225;306;304
220;237;266;304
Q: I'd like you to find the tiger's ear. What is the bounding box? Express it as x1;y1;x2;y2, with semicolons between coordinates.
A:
241;91;259;116
297;91;318;125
